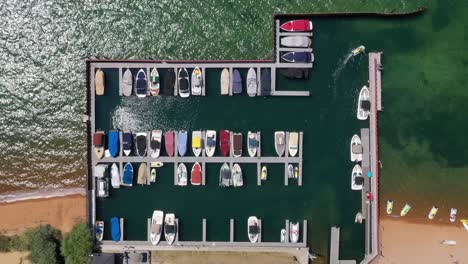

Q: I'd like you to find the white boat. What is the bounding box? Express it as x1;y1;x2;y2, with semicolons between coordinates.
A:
400;203;411;217
149;68;160;96
461;219;468;231
150;130;162;158
248;216;260;243
246;68;257;97
150;168;157;183
428;206;439;220
247;131;258;157
220;68;230;95
350;135;363;162
150;210;164;245
178;68;190;98
288;164;294;179
232;163;243;187
177;163;187;186
441;240;457;245
164;213;177;245
135;69;148;98
351;45;365;56
355;212;363;224
191;67;203;96
357;86;370;120
205;130;216;157
274;131;286;157
122;68;133;96
280;229;286;243
261;166;267;181
151;162;164;168
288;132;299;157
280;36;311;48
351;164;364;190
387;200;393;215
110;163;120;188
192;131;202;157
289;222;299;243
450;208;457;223
95;221;104;241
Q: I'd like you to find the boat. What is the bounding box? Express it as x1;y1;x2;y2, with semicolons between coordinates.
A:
386;200;393;215
278;68;309;80
351;164;364;191
205;130;216;157
289;222;300;243
247;216;260;243
281;52;313;63
136;132;147;157
110;217;121;242
150;210;164;245
261;166;267;181
178;68;190;98
122;68;133;96
122;162;134;186
351;46;365;56
151;162;164;168
122;132;133;156
135;69;147;97
260;68;271;96
192;131;202;157
461;219;468;231
274;131;286;157
149;68;160;96
355;213;363;224
280;36;311;48
219;130;230;157
177;163;187;186
164;213;177;245
350;135;363;162
177;131;188;156
428;206;439;220
400;203;411;217
110;163;120;188
137;163;147;185
441;240;457;245
450;208;457;223
247;131;258;157
191;162;202;186
288;132;299;157
232;69;242;94
233;133;242;157
96;177;109;198
357;86;371;120
246;68;257;97
108;130;119;157
280;19;313;32
191;67;203;96
294;166;299;179
150;130;162;158
150;168;157;183
220;68;230;95
163;68;176;96
232;164;243;187
219;163;231;187
280;229;286;243
95;69;105;95
94;164;108;178
288;164;294;179
164;131;175;157
95;221;104;241
93;131;105;159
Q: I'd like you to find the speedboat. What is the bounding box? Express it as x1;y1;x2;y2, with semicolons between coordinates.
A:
192;131;202;157
150;130;162;158
260;68;271;96
219;130;230;157
386;200;394;215
220;68;230;95
357;86;371;120
150;210;164;245
274;131;286;157
135;69;147;97
110;217;121;242
288;164;294;179
122;68;133;96
177;131;188;156
280;19;313;32
205;130;216;157
247;68;257;97
350;135;363;162
248;216;260;243
351;164;364;191
94;164;108;178
232;69;242;94
93;131;105;159
290;222;299;243
461;219;468;231
428;206;439;220
108;130;119;157
288;132;299;157
247;131;258;157
149;68;160;96
280;229;286;243
96;174;109;197
122;132;133;156
136;132;147;157
163;69;176;96
278;68;309;80
95;69;105;96
150;168;157;183
294;166;298;179
191;67;203;96
450;208;457;223
151;162;164;168
178;68;190;98
351;46;365;56
280;36;311;48
110;163;120;188
122;163;134;186
219;163;231;187
191;162;202;186
355;212;363;224
177;163;187;186
164;213;177;245
233;133;242;157
261;166;267;181
164;131;175;157
400;203;411;217
281;52;314;63
137;163;147;185
232;163;243;187
95;221;104;241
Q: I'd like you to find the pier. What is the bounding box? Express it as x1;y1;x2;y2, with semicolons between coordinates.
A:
329;227;356;264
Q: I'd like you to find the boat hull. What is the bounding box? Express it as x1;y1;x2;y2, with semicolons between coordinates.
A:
150;210;164;245
164;131;175;157
191;162;202;185
357;86;370;120
280;19;313;32
191;67;203;96
205;130;216;157
95;69;105;95
350;135;363;162
220;68;230;95
177;163;187;186
247;132;257;157
135;69;148;97
274;131;286;157
248;216;260;243
122;68;133;96
164;214;177;245
288;132;299;157
178;68;190;98
219;130;230;157
247;68;257;97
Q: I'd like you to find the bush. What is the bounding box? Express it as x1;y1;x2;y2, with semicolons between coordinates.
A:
28;225;62;264
61;222;92;264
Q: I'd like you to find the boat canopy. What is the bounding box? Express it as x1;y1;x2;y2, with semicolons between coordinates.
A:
137;135;147;148
123;163;133;185
207;136;216;147
179;79;189;92
361;100;371;111
352;144;363;154
248;137;258;148
355;176;364;185
110;217;120;242
93;133;104;146
150;140;160;150
249;225;259;234
165;224;176;234
192;137;201;148
123;133;133;150
108;131;119;157
94;165;108;178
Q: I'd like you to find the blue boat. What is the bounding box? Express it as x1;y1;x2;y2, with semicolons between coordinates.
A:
122;162;134;186
110;217;121;242
261;69;271;96
281;52;313;63
108;130;119;157
177;131;188;156
122;132;133;156
135;69;147;97
232;69;242;94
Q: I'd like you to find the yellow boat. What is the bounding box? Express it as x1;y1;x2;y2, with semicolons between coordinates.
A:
460;219;468;231
261;166;267;180
351;45;365;56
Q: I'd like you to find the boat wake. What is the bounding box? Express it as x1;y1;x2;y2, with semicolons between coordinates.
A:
330;53;353;99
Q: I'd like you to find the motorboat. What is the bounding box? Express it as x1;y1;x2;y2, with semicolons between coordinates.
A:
355;213;363;224
278;68;309;80
177;163;188;186
191;67;203;96
428;206;439;220
94;164;108;178
219;163;231;187
280;229;286;243
149;68;160;96
163;68;176;96
274;131;286;157
122;132;133;156
110;163;120;188
110;217;121;242
96;176;109;198
260;68;271;96
150;168;157;183
137;163;147;185
178;68;190;98
122;162;134;187
288;132;299;157
386;200;393;215
246;68;257;97
95;221;104;241
290;222;299;243
400;203;411;217
220;68;230;95
191;162;202;186
351;164;364;191
95;69;105;95
177;131;188;156
232;69;242;94
450;208;458;223
135;69;148;97
164;213;177;245
93;131;105;159
280;19;313;32
150;210;164;245
164;131;175;157
280;36;311;48
247;131;258;157
219;130;230;157
136;132;147;157
281;52;314;63
248;216;260;243
288;164;294;179
357;86;371;120
461;219;468;231
351;46;365;56
294;166;298;179
205;130;216;157
233;133;242;157
122;68;133;96
232;163;243;187
192;131;202;157
150;130;162;158
108;130;119;157
261;166;267;181
350;135;363;162
151;162;164;168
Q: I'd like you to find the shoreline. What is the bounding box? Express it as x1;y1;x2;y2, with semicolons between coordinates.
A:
0;187;86;204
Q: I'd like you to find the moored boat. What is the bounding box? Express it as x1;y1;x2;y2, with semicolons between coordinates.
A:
177;163;188;186
450;208;458;223
278;68;309;80
122;68;133;96
355;212;363;224
137;163;147;185
351;45;365;56
178;68;190;98
428;206;439;220
351;164;364;191
248;216;260;243
177;131;188;156
205;130;216;157
110;163;120;188
220;68;230;95
233;133;242;157
95;69;105;95
150;168;157;183
149;68;160;96
386;200;394;215
163;68;176;96
95;221;104;241
164;131;175;157
350;135;363;162
219;130;230;157
247;68;257;97
247;131;258;157
122;132;133;156
280;36;311;48
232;69;242;94
288;132;299;157
164;213;177;245
232;163;243;187
274;131;286;157
93;131;105;159
261;165;267;181
294;166;298;179
150;130;162;158
136;132;147;157
357;86;371;120
219;163;231;187
400;203;411;217
192;131;202;157
280;229;286;243
288;164;294;179
281;52;313;63
108;130;119;158
290;222;300;243
135;69;148;97
260;68;271;96
461;219;468;231
191;162;202;186
110;217;121;242
122;162;134;187
150;210;164;245
280;19;313;32
191;67;203;96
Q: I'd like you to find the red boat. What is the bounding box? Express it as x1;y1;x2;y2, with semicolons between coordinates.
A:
280;19;313;32
164;131;174;157
191;162;202;186
219;130;230;157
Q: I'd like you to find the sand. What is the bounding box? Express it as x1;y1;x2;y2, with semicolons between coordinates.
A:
152;251;301;264
0;252;30;264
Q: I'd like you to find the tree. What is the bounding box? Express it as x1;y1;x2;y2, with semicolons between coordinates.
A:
28;225;62;264
61;222;92;264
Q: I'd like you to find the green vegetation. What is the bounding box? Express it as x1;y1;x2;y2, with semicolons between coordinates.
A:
61;222;92;264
